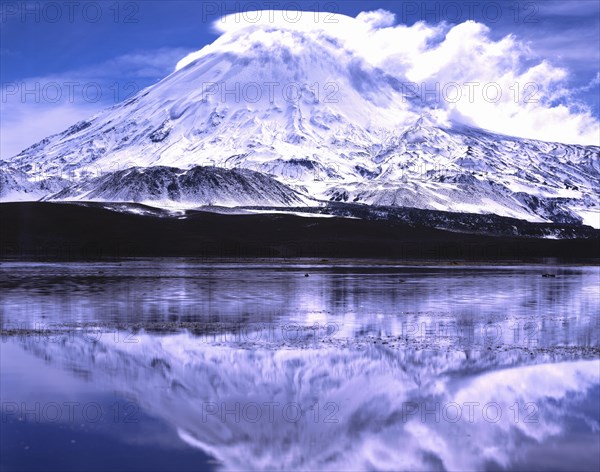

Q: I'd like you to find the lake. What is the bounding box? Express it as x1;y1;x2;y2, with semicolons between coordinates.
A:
1;260;599;471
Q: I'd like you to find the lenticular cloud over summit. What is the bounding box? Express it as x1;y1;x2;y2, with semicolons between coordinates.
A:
175;9;599;145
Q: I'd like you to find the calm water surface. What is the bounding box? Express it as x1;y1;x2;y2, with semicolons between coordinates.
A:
1;260;599;471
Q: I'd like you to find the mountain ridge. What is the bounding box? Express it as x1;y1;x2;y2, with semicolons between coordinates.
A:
1;19;599;229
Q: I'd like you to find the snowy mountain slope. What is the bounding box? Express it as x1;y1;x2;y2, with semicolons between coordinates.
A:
0;166;70;201
2;18;599;227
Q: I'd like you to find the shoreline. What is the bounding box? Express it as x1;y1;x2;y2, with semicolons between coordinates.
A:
2;202;599;261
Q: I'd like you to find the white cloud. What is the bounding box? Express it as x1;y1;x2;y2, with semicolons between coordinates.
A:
355;9;396;28
175;10;599;145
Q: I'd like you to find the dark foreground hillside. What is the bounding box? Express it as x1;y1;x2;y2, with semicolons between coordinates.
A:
1;202;598;260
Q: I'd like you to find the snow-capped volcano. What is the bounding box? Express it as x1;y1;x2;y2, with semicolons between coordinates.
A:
2;11;600;227
8;19;423;175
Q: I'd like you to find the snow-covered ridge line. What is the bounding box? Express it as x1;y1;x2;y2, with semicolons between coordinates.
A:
41;165;312;208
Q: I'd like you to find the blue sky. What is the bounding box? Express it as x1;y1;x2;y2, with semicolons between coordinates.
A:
1;0;599;156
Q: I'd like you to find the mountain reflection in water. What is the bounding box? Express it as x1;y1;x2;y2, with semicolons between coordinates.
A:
1;262;599;471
